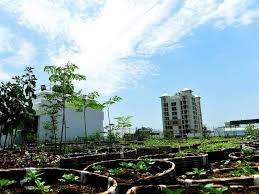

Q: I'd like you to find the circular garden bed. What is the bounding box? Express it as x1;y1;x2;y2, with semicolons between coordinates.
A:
84;159;175;194
0;167;117;194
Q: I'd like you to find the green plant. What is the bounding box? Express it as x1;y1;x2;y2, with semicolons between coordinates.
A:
114;115;133;139
236;160;252;166
20;169;43;185
230;169;241;177
223;160;230;167
134;161;151;171
108;168;123;176
26;179;50;193
0;67;37;149
0;179;16;189
70;91;104;149
59;173;79;183
92;165;105;173
44;62;86;151
120;160;151;172
162;187;185;194
241;147;255;161
119;162;135;169
142;158;155;165
230;167;259;177
200;183;228;194
103;96;122;144
192;168;206;177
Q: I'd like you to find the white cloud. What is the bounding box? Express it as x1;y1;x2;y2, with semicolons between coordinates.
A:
0;71;11;80
0;25;36;81
1;0;259;94
0;26;13;52
1;40;36;67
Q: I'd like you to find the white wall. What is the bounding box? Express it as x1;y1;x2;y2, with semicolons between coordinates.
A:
37;107;104;142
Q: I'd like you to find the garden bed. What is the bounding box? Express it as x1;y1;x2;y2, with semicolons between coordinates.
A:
0;150;60;169
211;159;259;171
84;159;175;194
0;168;117;194
126;184;259;194
176;167;259;186
139;153;208;175
60;149;137;169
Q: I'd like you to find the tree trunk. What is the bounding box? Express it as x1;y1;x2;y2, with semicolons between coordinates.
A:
60;104;65;152
107;107;112;145
0;126;2;147
3;133;8;149
11;128;17;148
83;107;88;149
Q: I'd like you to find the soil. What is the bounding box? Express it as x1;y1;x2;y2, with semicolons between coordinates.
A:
177;186;259;194
0;150;60;169
182;168;258;179
131;185;259;194
98;165;162;184
211;160;259;170
1;183;105;194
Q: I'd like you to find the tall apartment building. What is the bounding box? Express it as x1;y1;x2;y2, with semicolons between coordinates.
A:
160;88;203;137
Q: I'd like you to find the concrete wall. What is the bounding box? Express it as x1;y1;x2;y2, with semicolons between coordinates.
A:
38;107;104;143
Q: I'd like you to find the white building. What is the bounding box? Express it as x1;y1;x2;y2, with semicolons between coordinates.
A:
160;88;203;137
33;89;104;143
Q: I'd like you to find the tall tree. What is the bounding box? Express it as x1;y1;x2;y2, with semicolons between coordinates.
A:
44;62;86;151
0;67;37;148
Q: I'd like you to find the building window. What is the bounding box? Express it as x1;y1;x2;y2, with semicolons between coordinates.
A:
172;112;177;115
163;103;168;107
172;116;177;120
172;107;177;111
171;102;176;106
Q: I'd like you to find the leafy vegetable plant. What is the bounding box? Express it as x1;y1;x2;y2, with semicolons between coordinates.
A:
162;187;185;194
222;160;230;167
0;179;16;189
230;167;259;177
92;165;105;173
236;160;252;167
200;183;228;194
26;179;50;193
59;173;79;183
20;169;43;185
192;168;206;177
108;168;123;176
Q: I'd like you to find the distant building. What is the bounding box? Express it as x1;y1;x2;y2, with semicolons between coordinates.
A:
33;87;104;143
160;88;203;137
225;119;259;128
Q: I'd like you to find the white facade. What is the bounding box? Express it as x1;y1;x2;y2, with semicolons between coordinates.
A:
160;88;203;136
34;90;104;143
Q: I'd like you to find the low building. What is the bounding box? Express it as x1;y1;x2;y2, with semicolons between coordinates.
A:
33;88;104;143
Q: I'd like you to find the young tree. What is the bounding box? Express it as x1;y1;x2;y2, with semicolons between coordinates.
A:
70;91;104;149
103;96;122;144
40;94;62;145
114;116;133;140
44;62;86;151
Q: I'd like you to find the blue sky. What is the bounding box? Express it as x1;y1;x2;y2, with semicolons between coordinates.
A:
1;0;259;129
